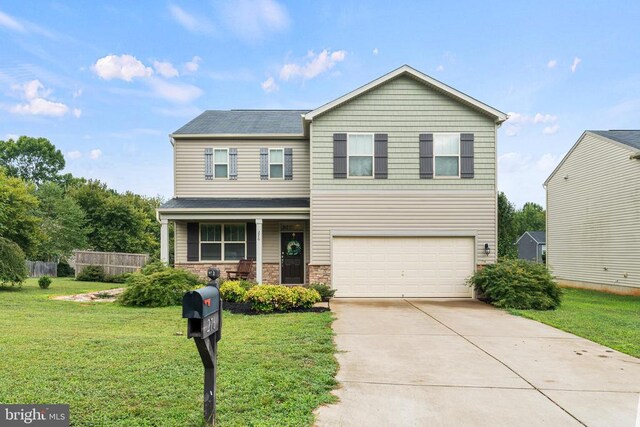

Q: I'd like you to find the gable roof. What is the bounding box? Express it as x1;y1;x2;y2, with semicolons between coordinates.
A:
172;110;309;137
589;130;640;151
516;231;546;244
304;64;508;123
544;130;640;185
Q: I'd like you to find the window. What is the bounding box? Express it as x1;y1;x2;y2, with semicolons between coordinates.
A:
434;134;460;177
200;223;246;261
269;148;284;179
214;149;228;178
348;134;374;177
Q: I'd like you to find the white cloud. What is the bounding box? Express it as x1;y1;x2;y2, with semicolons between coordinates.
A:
92;54;153;82
547;59;557;69
372;48;379;55
67;150;82;160
504;125;519;137
506;112;559;136
436;64;444;72
153;60;179;78
184;56;202;73
220;0;289;41
73;108;82;118
89;149;102;160
169;4;214;33
261;76;278;93
571;57;581;73
3;134;19;141
533;113;557;124
0;10;26;32
147;77;203;103
279;49;347;81
543;124;560;135
73;88;83;98
498;152;559;207
9;80;69;117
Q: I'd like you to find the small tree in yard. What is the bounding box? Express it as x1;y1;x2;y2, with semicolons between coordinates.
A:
0;237;28;287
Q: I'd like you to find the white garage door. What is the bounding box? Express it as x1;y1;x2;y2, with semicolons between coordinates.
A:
332;236;475;298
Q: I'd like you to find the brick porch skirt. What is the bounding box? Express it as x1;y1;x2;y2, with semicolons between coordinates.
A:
175;262;281;284
308;264;331;285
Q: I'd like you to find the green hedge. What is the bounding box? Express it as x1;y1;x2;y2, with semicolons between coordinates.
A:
118;267;204;307
245;285;321;313
0;237;28;287
468;259;561;310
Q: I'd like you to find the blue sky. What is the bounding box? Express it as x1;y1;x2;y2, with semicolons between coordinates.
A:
1;1;639;207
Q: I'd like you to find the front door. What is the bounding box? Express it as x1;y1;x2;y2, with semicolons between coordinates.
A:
281;232;304;284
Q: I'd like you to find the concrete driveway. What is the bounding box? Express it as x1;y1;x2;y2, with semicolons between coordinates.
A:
315;299;640;427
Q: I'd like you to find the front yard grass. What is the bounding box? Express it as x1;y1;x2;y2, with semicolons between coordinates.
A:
0;278;337;426
510;287;640;358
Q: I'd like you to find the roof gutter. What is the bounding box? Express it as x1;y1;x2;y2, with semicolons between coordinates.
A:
169;133;306;140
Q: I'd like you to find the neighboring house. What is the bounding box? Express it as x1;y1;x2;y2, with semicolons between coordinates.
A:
157;65;507;298
516;231;546;263
545;130;640;295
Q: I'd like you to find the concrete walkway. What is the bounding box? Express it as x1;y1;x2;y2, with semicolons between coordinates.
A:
315;299;640;427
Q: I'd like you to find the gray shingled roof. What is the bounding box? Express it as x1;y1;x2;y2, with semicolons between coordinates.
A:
173;110;309;135
160;198;310;209
526;231;546;243
590;130;640;151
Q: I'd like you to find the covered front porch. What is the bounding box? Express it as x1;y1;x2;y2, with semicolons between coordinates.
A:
157;198;310;284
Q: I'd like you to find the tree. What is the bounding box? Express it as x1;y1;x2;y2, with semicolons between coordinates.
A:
514;202;546;237
497;192;518;259
0;169;40;257
33;182;88;261
0;237;28;287
0;136;65;185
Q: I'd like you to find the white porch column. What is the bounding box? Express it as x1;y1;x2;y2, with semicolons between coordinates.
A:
160;218;170;264
255;218;263;283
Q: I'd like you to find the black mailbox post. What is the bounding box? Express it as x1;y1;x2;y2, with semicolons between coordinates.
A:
182;268;222;426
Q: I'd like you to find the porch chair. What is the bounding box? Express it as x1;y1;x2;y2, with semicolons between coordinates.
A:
226;258;253;280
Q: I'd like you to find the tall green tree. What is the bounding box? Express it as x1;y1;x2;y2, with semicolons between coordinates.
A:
0;136;65;185
497;192;518;259
514;202;546;236
34;182;88;261
0;169;40;257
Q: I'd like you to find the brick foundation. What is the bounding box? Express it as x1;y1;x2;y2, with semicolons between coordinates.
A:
262;263;280;284
176;262;256;282
308;264;331;285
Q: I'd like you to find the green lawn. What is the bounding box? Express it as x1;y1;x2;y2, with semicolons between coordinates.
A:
0;278;337;426
510;287;640;357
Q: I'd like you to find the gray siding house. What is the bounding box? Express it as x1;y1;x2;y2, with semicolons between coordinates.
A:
516;231;546;263
545;130;640;295
157;65;507;298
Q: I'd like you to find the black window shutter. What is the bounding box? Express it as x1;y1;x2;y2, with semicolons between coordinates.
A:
374;133;388;179
333;133;347;179
187;222;199;261
204;148;213;180
229;148;238;180
260;148;268;180
246;222;256;259
460;133;474;179
419;134;434;179
284;148;293;180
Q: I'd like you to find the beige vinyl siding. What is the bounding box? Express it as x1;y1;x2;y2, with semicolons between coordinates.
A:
174;139;309;197
546;133;640;288
310;191;496;265
310;75;496;190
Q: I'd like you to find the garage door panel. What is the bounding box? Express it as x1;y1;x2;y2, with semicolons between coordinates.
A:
332;236;474;298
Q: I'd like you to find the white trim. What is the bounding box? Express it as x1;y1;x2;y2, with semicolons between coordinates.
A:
213;148;229;179
279;225;306;285
304;65;507;122
268;148;285;179
515;231;545;245
160;213;310;221
433;133;461;178
255;218;263;284
171;133;306;140
199;222;247;262
330;229;478;238
346;133;375;179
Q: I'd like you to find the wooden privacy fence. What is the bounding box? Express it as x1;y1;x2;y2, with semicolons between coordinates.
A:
26;261;57;278
75;250;149;277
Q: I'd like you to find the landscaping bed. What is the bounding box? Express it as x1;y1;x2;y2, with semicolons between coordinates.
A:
510;287;640;358
0;278;338;426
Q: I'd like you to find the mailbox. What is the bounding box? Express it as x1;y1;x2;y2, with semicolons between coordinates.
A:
182;267;222;426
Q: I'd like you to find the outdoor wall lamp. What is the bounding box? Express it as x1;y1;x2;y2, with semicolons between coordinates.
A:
484;243;490;256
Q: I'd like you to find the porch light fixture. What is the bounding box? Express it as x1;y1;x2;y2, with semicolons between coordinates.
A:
484;243;490;256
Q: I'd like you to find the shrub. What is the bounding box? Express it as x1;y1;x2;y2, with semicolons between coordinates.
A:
467;259;562;310
76;265;106;282
245;285;298;313
56;260;75;277
308;282;335;301
38;276;52;289
103;273;130;283
118;268;203;307
141;261;168;275
220;280;247;303
0;237;28;287
239;279;256;291
290;286;321;308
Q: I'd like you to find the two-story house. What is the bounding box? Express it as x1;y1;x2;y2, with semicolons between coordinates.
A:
157;65;507;298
